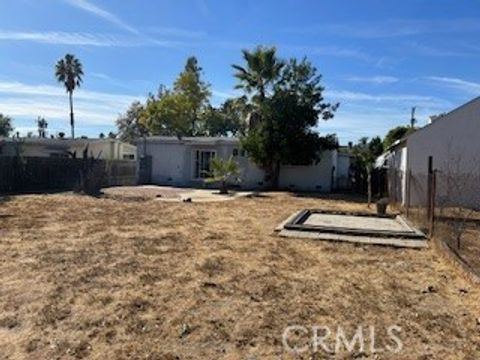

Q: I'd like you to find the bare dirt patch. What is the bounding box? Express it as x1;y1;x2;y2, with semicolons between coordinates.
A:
103;185;253;203
0;192;479;359
103;185;190;200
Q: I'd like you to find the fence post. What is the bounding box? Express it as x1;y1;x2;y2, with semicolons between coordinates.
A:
429;169;437;237
426;156;433;224
405;169;411;217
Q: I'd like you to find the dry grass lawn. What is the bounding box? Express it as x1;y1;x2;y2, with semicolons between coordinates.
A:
0;192;479;359
459;228;480;275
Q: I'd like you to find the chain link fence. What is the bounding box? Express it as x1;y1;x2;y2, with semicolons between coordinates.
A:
388;159;480;276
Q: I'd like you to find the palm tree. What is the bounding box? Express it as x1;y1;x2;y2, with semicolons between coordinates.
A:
232;46;284;102
37;116;48;138
55;54;84;139
204;157;240;194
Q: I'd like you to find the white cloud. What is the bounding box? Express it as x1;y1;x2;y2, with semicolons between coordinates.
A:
90;73;155;91
282;44;373;62
427;76;480;95
327;89;446;108
11;126;38;135
406;42;477;58
0;98;118;125
320;89;453;143
63;0;139;34
0;30;146;47
0;81;142;127
211;89;238;99
0;81;139;104
146;27;207;39
346;76;399;84
0;30;193;48
286;18;480;39
208;42;374;62
194;0;211;17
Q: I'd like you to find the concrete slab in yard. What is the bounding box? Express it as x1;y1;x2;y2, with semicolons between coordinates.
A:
278;209;427;248
279;229;428;248
304;213;412;233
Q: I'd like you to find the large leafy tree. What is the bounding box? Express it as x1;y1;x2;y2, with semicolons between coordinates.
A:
238;53;339;188
116;101;148;143
200;98;247;137
141;57;211;137
55;54;84;139
383;125;415;149
173;56;211;134
141;88;193;137
0;114;13;137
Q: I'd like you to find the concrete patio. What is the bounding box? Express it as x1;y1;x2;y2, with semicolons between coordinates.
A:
278;209;427;248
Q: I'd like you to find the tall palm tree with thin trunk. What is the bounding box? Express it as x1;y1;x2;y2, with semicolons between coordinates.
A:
37;116;48;138
55;54;84;139
232;46;283;103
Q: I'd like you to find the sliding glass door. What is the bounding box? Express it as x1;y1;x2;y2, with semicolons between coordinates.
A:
194;150;216;179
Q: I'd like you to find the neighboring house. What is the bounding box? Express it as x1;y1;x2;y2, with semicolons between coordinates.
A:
137;136;351;192
335;147;354;191
0;138;137;160
378;96;480;208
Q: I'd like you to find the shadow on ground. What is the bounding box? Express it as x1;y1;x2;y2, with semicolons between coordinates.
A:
292;191;368;203
0;195;11;205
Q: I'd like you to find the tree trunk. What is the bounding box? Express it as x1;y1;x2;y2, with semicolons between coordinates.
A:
69;91;75;139
271;160;281;190
367;167;372;207
220;180;228;195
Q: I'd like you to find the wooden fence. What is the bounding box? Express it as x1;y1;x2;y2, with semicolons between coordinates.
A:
0;156;136;194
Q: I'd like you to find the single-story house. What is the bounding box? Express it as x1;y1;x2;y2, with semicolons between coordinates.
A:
377;96;480;208
137;136;352;192
0;138;137;161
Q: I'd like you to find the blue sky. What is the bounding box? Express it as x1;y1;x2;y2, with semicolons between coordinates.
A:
0;0;479;143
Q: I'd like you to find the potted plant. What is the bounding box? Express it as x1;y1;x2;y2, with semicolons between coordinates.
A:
376;197;389;215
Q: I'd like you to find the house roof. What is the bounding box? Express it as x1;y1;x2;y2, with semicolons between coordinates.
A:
140;136;354;152
388;96;480;150
140;136;240;146
0;137;131;147
376;96;480;167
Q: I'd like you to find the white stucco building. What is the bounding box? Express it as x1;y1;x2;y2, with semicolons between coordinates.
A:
0;138;137;160
379;96;480;208
137;136;351;192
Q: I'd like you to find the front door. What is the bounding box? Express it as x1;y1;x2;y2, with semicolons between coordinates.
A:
193;149;216;179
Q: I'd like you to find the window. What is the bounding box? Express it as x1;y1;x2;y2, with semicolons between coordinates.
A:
233;148;239;156
123;154;135;160
240;149;246;157
195;150;216;179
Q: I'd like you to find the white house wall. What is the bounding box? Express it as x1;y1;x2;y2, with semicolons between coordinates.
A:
279;151;335;192
141;138;343;192
147;142;189;185
235;156;266;188
405;98;480;208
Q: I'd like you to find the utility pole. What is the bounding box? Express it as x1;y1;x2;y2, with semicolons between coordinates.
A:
410;107;417;128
